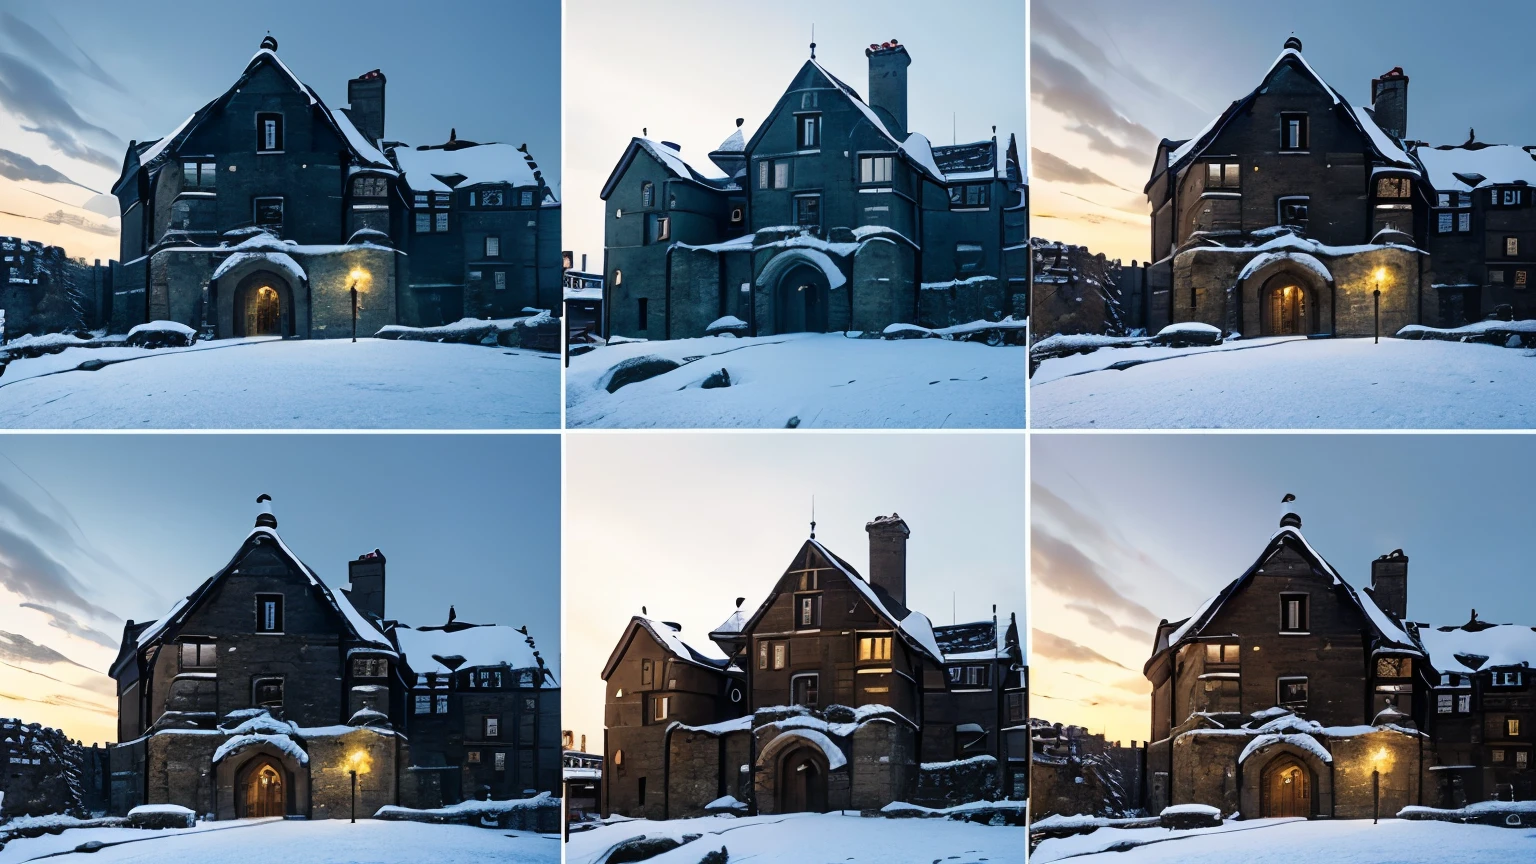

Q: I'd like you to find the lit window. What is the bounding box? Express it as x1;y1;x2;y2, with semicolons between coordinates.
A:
858;635;892;661
1376;657;1411;678
1205;162;1240;189
773;642;787;670
1493;749;1506;763
1507;237;1520;256
1204;643;1240;664
1507;717;1521;736
1377;177;1412;198
467;750;481;764
1519;751;1531;768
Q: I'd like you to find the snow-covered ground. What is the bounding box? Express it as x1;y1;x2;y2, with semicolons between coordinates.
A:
1031;817;1535;862
567;812;1022;863
1031;336;1536;428
0;818;556;863
567;333;1025;428
0;337;559;429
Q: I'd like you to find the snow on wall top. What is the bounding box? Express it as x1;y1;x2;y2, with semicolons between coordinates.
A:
1415;144;1536;191
1416;623;1536;675
393;623;556;684
391;143;542;194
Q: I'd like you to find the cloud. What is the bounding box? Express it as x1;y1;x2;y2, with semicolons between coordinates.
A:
1032;3;1209;122
1031;527;1162;631
0;147;90;188
1068;123;1149;165
0;629;90;669
1033;482;1187;592
19;602;119;649
0;51;121;170
0;12;124;95
0;688;112;717
1065;601;1155;644
1032;148;1123;188
1032;42;1159;160
1033;629;1130;670
0;467;125;623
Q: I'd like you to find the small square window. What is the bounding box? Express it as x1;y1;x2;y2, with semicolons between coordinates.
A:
1278;677;1309;706
254;677;284;708
414;694;431;714
467;750;481;764
1493;748;1506;763
486;236;501;257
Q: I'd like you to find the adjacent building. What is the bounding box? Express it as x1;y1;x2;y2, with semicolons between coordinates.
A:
599;39;1027;341
1;236;113;341
599;513;1025;819
1144;496;1536;819
109;35;558;340
106;498;559;819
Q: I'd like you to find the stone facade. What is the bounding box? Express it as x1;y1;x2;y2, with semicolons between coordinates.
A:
0;236;113;341
600;40;1026;340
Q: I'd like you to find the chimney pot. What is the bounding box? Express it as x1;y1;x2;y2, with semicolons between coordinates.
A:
867;40;912;137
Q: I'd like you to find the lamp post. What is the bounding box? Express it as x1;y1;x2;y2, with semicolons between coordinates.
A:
1372;768;1380;824
350;768;357;823
348;269;367;343
1373;268;1386;344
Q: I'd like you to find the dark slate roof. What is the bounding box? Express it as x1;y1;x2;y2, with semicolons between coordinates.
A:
932;141;997;177
933;620;998;656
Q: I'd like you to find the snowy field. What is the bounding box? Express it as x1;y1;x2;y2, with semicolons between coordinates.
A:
567;333;1026;428
0;818;557;863
567;812;1023;863
0;337;559;429
1031;817;1535;862
1031;336;1536;428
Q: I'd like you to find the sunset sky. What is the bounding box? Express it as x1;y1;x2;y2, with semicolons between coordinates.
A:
0;0;558;265
1030;0;1536;263
1032;434;1536;746
0;434;559;746
562;434;1026;751
562;0;1026;269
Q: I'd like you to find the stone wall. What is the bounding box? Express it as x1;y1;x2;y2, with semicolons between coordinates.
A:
305;728;398;820
1326;729;1421;819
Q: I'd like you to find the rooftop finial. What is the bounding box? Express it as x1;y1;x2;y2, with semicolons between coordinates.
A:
260;33;278;52
810;24;816;59
810;495;816;539
1279;493;1301;529
1284;35;1302;52
255;493;277;529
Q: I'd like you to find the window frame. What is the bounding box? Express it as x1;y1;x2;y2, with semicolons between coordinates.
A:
255;593;284;634
253;197;285;234
858;634;892;662
794;592;822;629
1507;236;1521;257
485;235;501;258
790;672;819;709
485;715;501;738
1279;113;1309;152
352;176;388;198
1279;592;1309;633
794;194;821;230
256;112;284;153
179;640;217;671
414;693;432;714
1204;161;1241;190
859;154;894;185
1277;195;1310;230
1277;675;1310;708
797;113;822;150
253;675;284;708
652;694;670;722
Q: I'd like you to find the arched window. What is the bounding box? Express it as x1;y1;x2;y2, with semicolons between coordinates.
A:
641;182;654;208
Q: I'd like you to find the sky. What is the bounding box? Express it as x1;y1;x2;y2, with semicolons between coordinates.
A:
0;433;560;746
0;0;559;264
561;0;1027;270
1031;433;1536;746
1030;0;1536;262
562;433;1026;751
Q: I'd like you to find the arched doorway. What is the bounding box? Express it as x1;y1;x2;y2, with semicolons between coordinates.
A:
777;746;828;813
1261;755;1313;818
237;756;288;817
1260;272;1317;336
232;271;294;338
774;264;829;334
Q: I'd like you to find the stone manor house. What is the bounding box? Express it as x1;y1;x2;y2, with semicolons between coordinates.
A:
600;514;1026;819
599;39;1027;340
1044;36;1536;338
109;36;559;340
106;498;559;819
1143;496;1536;820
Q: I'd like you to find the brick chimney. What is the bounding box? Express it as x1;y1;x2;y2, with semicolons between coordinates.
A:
866;40;911;138
347;549;387;620
1371;67;1409;140
865;513;910;606
346;69;387;146
1369;549;1409;620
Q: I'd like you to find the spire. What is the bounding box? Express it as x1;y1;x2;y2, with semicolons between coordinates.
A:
810;495;816;539
810;23;816;59
255;493;277;529
1279;493;1301;529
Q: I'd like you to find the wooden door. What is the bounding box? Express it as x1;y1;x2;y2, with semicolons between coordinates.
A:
245;762;284;817
1267;285;1304;335
1264;759;1309;818
780;749;826;813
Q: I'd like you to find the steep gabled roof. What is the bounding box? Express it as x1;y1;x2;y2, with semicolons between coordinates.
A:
1146;524;1420;675
600;615;730;680
111;524;393;678
1149;47;1415;193
598;137;729;201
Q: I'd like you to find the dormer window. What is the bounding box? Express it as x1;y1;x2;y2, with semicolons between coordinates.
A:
256;113;284;152
1280;113;1308;151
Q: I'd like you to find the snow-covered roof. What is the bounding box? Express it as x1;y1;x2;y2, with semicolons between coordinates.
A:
716;128;745;153
390;143;542;194
809;59;900;146
711;609;748;637
1416;623;1536;675
1414;144;1536;191
394;623;555;684
806;539;944;663
637;138;726;183
607;616;729;678
932;139;1003;182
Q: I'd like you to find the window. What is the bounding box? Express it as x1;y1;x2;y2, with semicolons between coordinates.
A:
1278;196;1310;230
641;182;654;208
1519;751;1531;768
1460;212;1471;232
254;198;284;234
758;642;768;670
1377;177;1412;198
1499;671;1525;687
415;694;432;714
1280;113;1308;151
180;641;216;671
1278;677;1309;708
758;160;770;189
1205;162;1241;189
641;659;653;686
795;195;820;228
485;716;500;738
183;161;216;190
1504;189;1524;206
1507;717;1522;737
353;658;388;678
774;162;790;189
494;271;507;291
482;188;505;207
1458;693;1471;712
254;677;284;708
255;594;284;633
432;694;447;714
860;155;893;184
1519;271;1530;289
353;177;388;197
731;207;744;223
797;569;820;591
520;189;534;206
486;236;501;257
494;751;506;771
799;114;821;149
613;269;623;286
791;673;819;709
1439;212;1454;233
773;641;787;670
949;184;990;208
1507;237;1521;257
1492;269;1506;284
1204;643;1241;664
1280;594;1308;632
956;242;985;273
637;297;648;331
1376;657;1412;678
1005;691;1026;724
858;635;892;662
1202;678;1240;713
653;695;670;721
416;213;432;233
1438;693;1453;714
477;670;503;689
795;593;821;628
949;665;990;687
435;212;448;232
467;750;481;764
651;215;670;242
1492;748;1506;763
256;113;284;152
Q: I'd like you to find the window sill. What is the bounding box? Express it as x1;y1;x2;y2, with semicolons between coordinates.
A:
1278;150;1311;155
950;207;991;212
1278;630;1311;636
256;150;286;155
